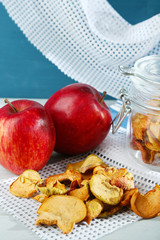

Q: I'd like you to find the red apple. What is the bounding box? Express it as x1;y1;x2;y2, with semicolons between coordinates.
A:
45;83;112;155
0;99;56;175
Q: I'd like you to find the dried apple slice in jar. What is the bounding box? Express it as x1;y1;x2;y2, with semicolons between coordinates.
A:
131;109;160;165
36;195;87;234
149;116;160;141
133;140;156;164
132;113;151;141
145;127;160;152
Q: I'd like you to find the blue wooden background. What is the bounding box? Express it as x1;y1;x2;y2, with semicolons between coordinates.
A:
0;0;160;99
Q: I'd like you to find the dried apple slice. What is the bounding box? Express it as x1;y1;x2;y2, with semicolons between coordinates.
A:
81;170;94;180
9;169;43;198
146;128;160;152
68;180;90;201
66;160;84;172
111;168;127;178
130;185;160;218
149;117;160;141
33;194;48;203
132;113;150;140
66;154;108;180
9;178;37;198
36;195;87;234
70;178;82;190
147;99;160;108
99;205;122;218
133;140;155;164
66;154;105;174
79;154;104;173
38;181;67;196
89;174;123;205
145;141;158;152
67;164;93;180
20;169;43;184
45;170;82;187
85;198;104;224
111;170;135;190
93;165;117;179
120;188;138;206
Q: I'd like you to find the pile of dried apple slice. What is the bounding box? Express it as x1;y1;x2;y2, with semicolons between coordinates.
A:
9;154;160;234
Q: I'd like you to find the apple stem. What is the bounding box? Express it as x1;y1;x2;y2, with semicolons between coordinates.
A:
99;91;106;103
4;99;18;113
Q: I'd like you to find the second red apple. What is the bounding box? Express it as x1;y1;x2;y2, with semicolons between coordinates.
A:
45;83;112;155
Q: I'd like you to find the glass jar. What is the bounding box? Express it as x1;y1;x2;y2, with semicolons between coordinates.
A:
117;55;160;171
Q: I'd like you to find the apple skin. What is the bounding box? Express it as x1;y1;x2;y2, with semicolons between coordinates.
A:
0;100;56;175
45;83;112;155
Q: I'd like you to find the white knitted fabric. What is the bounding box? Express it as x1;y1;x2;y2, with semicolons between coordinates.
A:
1;0;160;98
0;128;160;240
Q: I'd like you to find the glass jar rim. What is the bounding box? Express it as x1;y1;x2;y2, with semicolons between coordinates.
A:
130;97;160;113
134;55;160;85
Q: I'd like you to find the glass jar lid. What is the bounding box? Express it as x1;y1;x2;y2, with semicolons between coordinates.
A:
119;55;160;112
135;55;160;85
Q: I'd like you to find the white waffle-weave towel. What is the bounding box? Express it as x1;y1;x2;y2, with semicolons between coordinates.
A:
1;0;160;97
